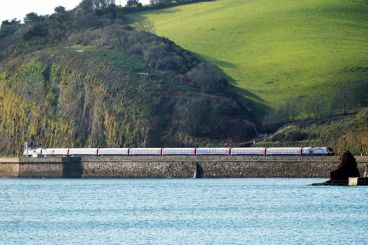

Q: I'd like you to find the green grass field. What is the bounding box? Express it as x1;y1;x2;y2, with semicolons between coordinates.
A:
130;0;368;113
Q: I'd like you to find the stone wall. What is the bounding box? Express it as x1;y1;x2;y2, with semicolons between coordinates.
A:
0;157;20;178
0;156;367;178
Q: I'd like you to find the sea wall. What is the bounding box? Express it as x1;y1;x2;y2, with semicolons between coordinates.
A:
0;156;367;178
0;157;20;178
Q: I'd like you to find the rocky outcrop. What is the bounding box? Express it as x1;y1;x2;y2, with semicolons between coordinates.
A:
330;151;360;180
312;151;364;186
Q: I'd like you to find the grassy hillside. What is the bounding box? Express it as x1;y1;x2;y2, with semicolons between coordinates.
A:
130;0;368;114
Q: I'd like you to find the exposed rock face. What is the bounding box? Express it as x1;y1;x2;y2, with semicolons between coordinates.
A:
330;151;360;180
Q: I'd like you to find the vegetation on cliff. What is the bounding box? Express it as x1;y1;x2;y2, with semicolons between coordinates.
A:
257;108;368;155
0;0;256;155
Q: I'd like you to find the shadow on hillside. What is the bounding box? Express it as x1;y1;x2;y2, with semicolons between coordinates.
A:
196;53;270;119
235;88;270;119
206;56;237;69
125;11;270;120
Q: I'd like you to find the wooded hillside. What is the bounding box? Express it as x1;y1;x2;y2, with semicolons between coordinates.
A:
0;0;256;155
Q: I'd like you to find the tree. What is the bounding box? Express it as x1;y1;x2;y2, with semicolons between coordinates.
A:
0;19;21;39
24;12;43;24
54;6;66;14
330;81;368;116
282;96;300;121
349;81;368;108
126;0;142;7
133;19;156;33
356;108;368;127
302;96;327;120
186;63;223;94
79;0;116;12
23;22;49;40
332;84;353;115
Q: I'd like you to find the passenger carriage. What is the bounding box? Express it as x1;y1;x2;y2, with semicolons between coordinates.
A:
23;146;334;157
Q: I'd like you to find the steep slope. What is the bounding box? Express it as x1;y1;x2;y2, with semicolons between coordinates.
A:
0;5;257;155
131;0;368;114
255;109;368;155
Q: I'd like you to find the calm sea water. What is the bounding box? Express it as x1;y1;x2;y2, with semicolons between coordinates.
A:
0;178;367;244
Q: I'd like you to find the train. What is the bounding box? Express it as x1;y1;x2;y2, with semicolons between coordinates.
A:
23;147;334;157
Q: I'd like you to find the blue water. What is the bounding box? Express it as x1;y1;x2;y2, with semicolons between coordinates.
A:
0;179;367;244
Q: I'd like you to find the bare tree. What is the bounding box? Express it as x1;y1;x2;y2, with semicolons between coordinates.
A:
302;96;327;120
284;96;301;121
332;84;353;115
79;0;116;12
133;19;156;33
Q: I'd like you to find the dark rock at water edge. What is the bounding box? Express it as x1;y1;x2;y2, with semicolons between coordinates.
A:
312;151;364;186
330;151;360;181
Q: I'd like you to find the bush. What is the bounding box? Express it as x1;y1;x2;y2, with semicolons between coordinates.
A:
24;12;43;24
55;6;66;14
283;131;309;141
23;22;48;40
356;108;368;126
0;19;21;39
133;19;156;33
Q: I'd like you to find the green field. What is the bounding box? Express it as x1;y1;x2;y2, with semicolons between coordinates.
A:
130;0;368;112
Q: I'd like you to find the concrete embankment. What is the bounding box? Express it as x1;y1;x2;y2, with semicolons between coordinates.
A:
0;156;367;178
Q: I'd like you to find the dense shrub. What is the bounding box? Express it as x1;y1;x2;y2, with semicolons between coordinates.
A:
23;22;49;40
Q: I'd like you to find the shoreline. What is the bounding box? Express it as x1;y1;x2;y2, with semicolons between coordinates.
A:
1;156;367;178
